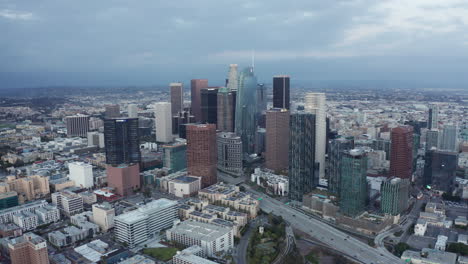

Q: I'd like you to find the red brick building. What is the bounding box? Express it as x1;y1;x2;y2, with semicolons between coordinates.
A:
390;126;414;179
186;124;217;187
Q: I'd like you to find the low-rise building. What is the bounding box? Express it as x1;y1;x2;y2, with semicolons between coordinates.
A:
435;235;448;251
166;220;234;257
400;248;457;264
173;245;217;264
167;174;202;198
251;168;288;196
414;219;427;236
0;200;48;224
114;199;178;247
51;190;84;216
117;254;155;264
12;212;38;231
92;202;115;232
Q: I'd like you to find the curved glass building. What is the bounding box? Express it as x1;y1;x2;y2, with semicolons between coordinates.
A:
235;67;258;155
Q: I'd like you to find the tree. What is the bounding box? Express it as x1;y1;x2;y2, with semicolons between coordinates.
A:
447;243;468;256
394;242;410;257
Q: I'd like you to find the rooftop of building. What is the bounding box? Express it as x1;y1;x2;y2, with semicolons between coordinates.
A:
0;191;17;199
171;175;200;184
118;254;154;264
169;220;231;241
174;251;217;264
400;248;457;264
0;200;47;215
8;232;45;246
115;198;177;224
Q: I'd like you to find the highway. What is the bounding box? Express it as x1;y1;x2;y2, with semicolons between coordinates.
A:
246;187;404;264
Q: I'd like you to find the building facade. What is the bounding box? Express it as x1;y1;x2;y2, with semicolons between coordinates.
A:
7;233;49;264
328;137;355;196
92;203;115;232
65;114;90;137
154;102;173;143
427;104;439;130
289;112;317;202
201;88;219;125
162;140;187;173
273;75;290;110
339;149;368;217
106;163;140;196
265;108;290;172
389;126;414;179
217;87;236;132
170;82;184;117
235;67;258;155
191;79;209;122
68;162;94;189
380;177;410;215
217;132;243;176
305;93;326;179
105;104;120;119
104;118;140;165
186;124;217;187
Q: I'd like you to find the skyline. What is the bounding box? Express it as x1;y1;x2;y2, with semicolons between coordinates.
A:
1;0;468;88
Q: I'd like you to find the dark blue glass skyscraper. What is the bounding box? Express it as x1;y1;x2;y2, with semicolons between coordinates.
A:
235;67;258;155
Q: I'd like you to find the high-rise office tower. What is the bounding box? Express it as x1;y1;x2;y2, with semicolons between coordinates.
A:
170;83;184;117
227;64;238;92
172;110;195;136
273;75;290;110
372;139;391;160
105;104;120;119
7;233;49;264
186;124;217;187
217;132;243;177
423;150;458;192
265;108;290;172
162;140;187;173
390;126;414;179
154;102;173;143
380;177;409;216
104;118;140;165
339;149;368;217
65;114;90;137
127;104;138;118
305;93;326;179
328;137;355;196
427;104;439;130
289;112;317;202
257;83;267;115
217;87;236;132
426;129;440;150
191;79;209;122
440;125;458;152
201;88;219;125
235;67;258;155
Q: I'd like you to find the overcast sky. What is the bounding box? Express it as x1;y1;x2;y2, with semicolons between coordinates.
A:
1;0;468;88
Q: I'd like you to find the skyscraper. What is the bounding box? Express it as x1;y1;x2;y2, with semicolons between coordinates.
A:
217;87;236;132
191;79;209;122
289;112;317;202
427;104;439;130
186;124;217;187
380;177;409;216
162;140;187;173
273;75;290;110
170;83;184;117
265;108;290;172
65;114;90;137
127;104;138;118
339;149;368;217
389;126;414;179
105;104;120;119
440;125;458;152
257;83;267;115
423;150;458;192
201;88;219;125
226;64;238;92
426;129;440;150
328;137;355;196
305;93;326;179
217;132;243;177
104;118;140;165
154;102;173;143
235;67;258;155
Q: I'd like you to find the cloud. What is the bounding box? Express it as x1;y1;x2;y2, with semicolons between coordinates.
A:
210;49;358;61
337;0;468;46
0;9;35;21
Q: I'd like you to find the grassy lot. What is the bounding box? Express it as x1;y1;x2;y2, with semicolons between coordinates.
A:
305;251;319;264
143;247;178;261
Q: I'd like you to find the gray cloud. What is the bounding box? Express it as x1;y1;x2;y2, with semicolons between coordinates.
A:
1;0;468;88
